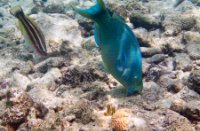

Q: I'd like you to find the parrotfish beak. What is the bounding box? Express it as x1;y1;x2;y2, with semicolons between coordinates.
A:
71;0;107;20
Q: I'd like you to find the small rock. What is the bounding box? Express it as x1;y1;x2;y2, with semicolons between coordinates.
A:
186;43;200;60
183;100;200;121
142;81;160;102
31;6;41;14
183;31;200;44
80;82;107;101
159;75;175;89
43;4;65;13
64;114;76;122
81;37;96;51
68;100;95;124
56;85;70;97
60;40;73;55
130;13;161;30
159;57;176;71
146;66;162;82
33;57;65;73
129;116;149;131
141;47;162;57
166;37;185;52
167;80;184;93
158;99;173;109
163;15;196;35
17;52;34;61
11;72;31;90
134;28;151;47
175;53;192;71
170;99;186;113
33;102;48;118
146;54;167;64
188;70;200;94
166;110;193;131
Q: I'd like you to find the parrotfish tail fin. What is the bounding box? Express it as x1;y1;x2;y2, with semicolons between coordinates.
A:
71;0;107;20
10;5;24;17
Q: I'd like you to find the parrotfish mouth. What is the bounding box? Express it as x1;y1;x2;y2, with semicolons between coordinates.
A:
10;5;47;56
71;0;107;19
127;87;142;96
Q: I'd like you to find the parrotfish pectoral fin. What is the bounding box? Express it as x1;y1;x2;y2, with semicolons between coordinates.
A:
71;0;106;20
115;35;128;74
112;12;125;23
94;24;101;47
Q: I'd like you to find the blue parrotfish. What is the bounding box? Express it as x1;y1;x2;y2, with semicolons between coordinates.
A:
10;6;47;56
72;0;143;95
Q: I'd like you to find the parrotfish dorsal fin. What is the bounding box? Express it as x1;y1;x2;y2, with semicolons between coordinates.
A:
97;0;106;11
71;0;107;20
10;5;24;17
112;12;125;23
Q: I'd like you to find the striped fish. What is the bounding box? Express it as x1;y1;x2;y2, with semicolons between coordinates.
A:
10;6;47;56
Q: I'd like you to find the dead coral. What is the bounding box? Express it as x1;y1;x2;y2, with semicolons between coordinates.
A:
60;65;109;87
67;100;95;124
0;89;49;131
0;90;33;130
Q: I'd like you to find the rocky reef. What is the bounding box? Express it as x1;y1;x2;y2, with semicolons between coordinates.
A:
0;0;199;130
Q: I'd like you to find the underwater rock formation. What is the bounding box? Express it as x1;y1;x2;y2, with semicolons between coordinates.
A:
0;0;199;130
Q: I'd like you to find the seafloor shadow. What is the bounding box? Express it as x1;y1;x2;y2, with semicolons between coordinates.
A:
107;86;140;98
